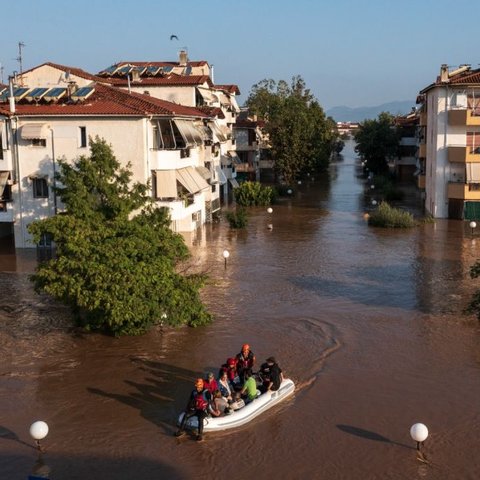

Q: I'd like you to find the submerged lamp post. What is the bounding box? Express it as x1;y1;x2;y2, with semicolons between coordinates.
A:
371;199;377;206
469;221;477;237
222;249;230;269
30;421;49;453
410;423;428;452
267;207;273;214
287;189;292;195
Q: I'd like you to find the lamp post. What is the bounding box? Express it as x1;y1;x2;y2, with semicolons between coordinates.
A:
287;189;292;195
469;221;477;237
410;423;428;452
267;207;273;214
222;250;230;269
371;184;375;190
371;200;377;206
30;421;49;453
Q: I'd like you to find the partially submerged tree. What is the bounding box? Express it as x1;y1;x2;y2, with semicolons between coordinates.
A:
28;137;211;335
354;112;399;174
246;76;337;185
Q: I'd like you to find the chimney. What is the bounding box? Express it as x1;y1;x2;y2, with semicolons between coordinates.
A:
8;76;15;114
67;81;78;98
131;69;141;82
179;49;188;66
440;64;449;83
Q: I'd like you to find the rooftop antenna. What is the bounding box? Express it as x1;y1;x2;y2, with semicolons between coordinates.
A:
0;63;4;84
16;41;26;86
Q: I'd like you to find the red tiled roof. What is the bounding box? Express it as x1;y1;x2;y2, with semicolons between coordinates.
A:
214;84;241;95
0;83;210;118
196;106;225;119
108;74;213;87
20;62;107;83
448;69;480;84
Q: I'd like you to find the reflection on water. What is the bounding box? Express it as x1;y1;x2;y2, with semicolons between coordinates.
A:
2;140;480;479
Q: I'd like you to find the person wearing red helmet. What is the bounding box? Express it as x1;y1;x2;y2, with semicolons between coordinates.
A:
175;378;211;441
236;343;256;383
219;357;240;389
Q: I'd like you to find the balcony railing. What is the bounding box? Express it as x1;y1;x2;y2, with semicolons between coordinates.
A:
448;146;480;163
448;108;480;126
448;182;480;200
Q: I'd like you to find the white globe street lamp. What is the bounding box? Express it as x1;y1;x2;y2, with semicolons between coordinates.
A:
222;249;230;268
371;184;375;190
297;180;302;185
267;223;273;231
410;423;428;451
30;421;49;452
267;207;273;214
371;200;377;206
287;189;292;195
469;221;477;237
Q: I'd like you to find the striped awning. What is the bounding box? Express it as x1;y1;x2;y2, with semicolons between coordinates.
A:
176;167;209;194
21;123;48;139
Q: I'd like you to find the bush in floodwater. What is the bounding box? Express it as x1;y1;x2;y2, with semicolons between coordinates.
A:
226;208;249;229
368;202;415;228
234;181;276;206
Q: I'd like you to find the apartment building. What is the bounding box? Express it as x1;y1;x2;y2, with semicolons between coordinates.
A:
418;64;480;219
0;79;217;248
96;51;241;201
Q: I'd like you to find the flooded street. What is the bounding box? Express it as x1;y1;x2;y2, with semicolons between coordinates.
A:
2;139;480;479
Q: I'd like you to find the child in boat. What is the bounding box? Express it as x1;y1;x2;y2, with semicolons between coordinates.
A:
208;390;229;417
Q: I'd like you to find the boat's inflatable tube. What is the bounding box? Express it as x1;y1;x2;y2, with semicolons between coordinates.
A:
177;378;295;432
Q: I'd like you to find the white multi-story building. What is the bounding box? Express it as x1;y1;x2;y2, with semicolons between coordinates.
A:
97;51;241;200
0;78;218;248
418;64;480;219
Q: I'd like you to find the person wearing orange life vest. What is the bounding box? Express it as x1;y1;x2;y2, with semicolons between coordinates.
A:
175;378;211;441
236;344;256;382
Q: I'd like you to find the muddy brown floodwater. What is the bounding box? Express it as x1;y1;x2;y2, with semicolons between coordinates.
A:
2;139;480;479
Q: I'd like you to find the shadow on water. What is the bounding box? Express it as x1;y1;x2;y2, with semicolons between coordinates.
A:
0;426;36;450
87;358;200;435
0;451;183;480
336;424;414;450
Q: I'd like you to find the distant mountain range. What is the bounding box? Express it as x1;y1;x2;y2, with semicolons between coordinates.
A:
326;100;415;123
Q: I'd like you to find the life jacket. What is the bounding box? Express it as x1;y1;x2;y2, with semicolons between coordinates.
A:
193;389;209;411
236;350;254;371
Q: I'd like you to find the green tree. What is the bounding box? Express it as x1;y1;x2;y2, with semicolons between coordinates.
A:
28;137;211;336
354;112;400;174
246;76;337;185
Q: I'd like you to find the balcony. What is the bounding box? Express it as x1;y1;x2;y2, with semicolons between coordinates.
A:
417;175;426;189
448;182;480;200
0;201;14;222
448;146;480;163
448;108;480;126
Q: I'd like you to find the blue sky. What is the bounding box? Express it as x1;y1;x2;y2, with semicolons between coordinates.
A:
2;0;479;110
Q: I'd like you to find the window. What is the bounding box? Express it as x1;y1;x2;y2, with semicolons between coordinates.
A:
79;127;87;148
31;138;46;147
33;178;49;198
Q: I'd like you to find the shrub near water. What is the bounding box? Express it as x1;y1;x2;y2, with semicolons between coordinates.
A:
234;181;276;206
368;202;415;228
226;208;249;229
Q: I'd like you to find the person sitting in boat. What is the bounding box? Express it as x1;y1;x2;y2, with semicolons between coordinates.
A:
203;372;218;395
236;344;256;383
217;369;233;401
260;357;284;393
229;391;245;411
219;357;240;389
209;389;229;417
240;369;258;404
175;378;211;441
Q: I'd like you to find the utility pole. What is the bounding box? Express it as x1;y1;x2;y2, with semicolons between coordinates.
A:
0;64;4;84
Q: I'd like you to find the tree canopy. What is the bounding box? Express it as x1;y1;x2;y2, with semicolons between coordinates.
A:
354;112;400;174
246;76;337;185
28;137;211;336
